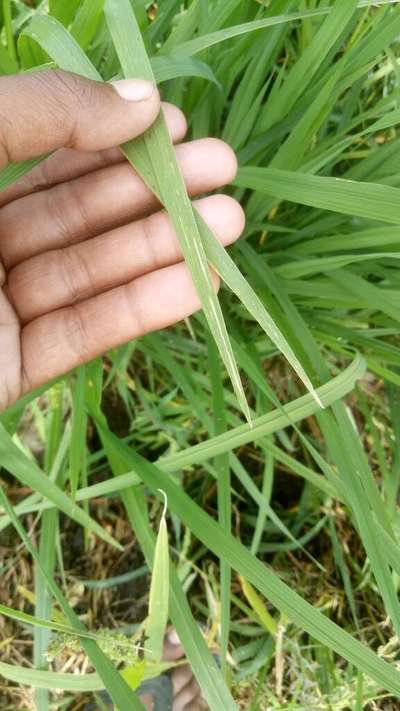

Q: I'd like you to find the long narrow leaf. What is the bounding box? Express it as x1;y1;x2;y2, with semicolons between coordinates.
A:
13;12;322;408
0;487;145;711
105;0;250;422
95;435;400;698
0;423;121;550
169;1;400;56
159;353;365;471
145;496;170;663
235;168;400;225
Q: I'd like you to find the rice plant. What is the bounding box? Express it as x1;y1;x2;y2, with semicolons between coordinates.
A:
1;0;400;709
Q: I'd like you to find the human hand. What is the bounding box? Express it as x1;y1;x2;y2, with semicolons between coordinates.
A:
0;70;244;412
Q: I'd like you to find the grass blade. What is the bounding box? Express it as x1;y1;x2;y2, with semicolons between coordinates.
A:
93;410;238;711
34;385;63;711
169;1;398;56
1;353;360;530
49;0;81;26
159;353;365;471
151;54;220;85
69;367;87;501
105;0;250;422
97;435;400;698
207;334;231;678
0;487;146;711
239;577;278;636
4;12;321;408
259;0;359;133
235;167;400;225
0;422;121;550
2;0;16;63
145;494;170;663
0;659;177;693
193;212;323;406
70;0;105;50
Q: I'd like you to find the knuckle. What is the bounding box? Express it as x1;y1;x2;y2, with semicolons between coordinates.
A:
0;69;94;165
23;159;60;195
40;70;94;148
45;186;73;244
45;181;94;247
124;281;144;334
50;71;83;147
62;305;91;365
141;212;163;271
32;70;77;142
69;182;95;239
59;246;94;304
51;69;90;109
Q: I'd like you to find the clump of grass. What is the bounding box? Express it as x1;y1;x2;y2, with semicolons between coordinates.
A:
2;0;400;709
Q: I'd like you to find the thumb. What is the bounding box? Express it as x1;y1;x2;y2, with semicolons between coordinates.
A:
0;69;160;169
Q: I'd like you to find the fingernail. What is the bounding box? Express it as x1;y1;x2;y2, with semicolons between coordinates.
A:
112;78;156;102
168;629;181;646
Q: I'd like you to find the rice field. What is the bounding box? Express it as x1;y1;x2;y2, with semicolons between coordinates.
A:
1;0;400;709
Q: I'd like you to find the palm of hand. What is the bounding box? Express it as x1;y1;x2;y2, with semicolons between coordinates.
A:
0;107;243;412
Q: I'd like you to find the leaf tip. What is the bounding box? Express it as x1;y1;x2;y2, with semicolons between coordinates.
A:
312;390;325;410
157;488;168;519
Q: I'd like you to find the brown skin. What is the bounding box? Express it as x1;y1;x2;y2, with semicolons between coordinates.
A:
0;70;245;414
157;630;207;711
0;72;230;709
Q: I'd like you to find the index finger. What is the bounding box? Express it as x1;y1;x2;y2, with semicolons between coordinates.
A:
0;102;187;208
0;69;160;169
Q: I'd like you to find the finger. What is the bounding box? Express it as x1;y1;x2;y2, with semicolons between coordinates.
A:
171;665;195;697
0;290;21;412
184;697;208;711
163;628;185;662
21;263;220;395
1;139;238;268
0;102;187;208
173;678;201;711
0;70;160;169
9;196;244;324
